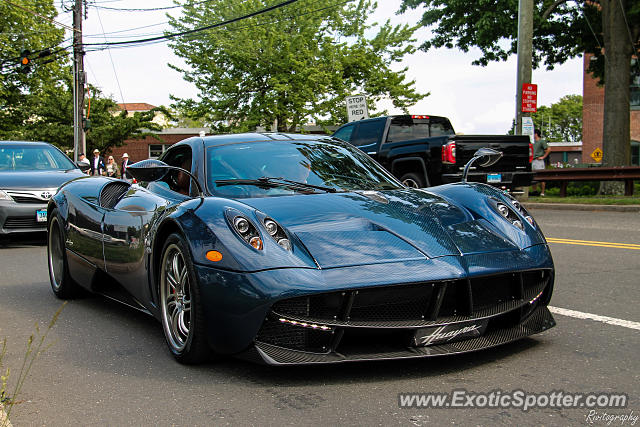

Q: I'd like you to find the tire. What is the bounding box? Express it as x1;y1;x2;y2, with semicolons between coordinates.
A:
47;209;80;299
159;233;210;364
400;172;426;189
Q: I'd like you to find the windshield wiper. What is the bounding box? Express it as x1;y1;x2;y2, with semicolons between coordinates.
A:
215;176;336;193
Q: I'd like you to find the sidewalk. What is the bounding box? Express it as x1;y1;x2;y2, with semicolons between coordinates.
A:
523;202;640;212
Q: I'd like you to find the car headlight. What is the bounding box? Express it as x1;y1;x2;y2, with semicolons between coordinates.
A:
494;201;525;230
262;217;292;251
0;190;13;201
226;211;263;250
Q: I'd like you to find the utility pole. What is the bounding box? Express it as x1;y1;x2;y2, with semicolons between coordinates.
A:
515;0;533;135
72;0;85;162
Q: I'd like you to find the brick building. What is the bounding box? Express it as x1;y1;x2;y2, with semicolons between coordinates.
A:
108;128;209;163
582;55;640;165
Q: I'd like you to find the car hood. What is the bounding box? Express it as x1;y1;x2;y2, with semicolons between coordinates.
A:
0;170;85;190
240;189;522;269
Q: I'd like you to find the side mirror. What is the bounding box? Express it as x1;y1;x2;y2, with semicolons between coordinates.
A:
76;162;91;172
462;148;503;184
127;159;204;198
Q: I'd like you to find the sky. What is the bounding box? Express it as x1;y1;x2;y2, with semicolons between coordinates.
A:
57;0;583;135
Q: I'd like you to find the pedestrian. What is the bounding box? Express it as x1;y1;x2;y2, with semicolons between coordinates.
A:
531;129;551;196
121;153;132;182
105;156;120;178
77;152;90;174
90;149;106;176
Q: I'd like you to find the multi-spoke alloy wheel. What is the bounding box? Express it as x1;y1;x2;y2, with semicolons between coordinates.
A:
159;233;209;363
161;243;192;351
47;208;80;298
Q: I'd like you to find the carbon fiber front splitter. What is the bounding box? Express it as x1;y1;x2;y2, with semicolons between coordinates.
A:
241;305;555;365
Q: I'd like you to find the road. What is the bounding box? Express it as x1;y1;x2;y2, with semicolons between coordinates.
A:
0;209;638;426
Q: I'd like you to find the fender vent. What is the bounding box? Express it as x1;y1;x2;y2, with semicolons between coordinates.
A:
99;181;130;209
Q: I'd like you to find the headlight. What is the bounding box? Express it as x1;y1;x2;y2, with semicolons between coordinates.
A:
262;217;292;251
0;190;13;201
227;212;263;251
493;200;525;230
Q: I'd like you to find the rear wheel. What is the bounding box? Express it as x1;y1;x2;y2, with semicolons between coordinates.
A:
400;172;426;188
159;233;210;364
47;209;80;299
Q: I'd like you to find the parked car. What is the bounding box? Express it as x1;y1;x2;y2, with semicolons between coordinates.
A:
0;141;85;235
332;115;534;190
47;133;555;365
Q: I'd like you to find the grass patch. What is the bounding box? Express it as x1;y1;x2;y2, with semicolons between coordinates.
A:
527;195;640;205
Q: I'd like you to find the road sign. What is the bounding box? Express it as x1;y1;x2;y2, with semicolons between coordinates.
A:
522;117;535;143
521;83;537;113
591;147;603;162
346;95;369;122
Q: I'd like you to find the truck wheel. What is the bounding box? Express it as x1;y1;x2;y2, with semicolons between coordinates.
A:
400;172;425;188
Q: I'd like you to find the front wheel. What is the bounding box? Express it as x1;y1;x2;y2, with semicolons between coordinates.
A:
159;233;210;364
47;209;80;299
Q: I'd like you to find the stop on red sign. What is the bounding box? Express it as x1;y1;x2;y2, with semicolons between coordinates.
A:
522;83;537;113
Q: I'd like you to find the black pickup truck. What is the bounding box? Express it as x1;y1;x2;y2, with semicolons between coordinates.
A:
332;115;533;189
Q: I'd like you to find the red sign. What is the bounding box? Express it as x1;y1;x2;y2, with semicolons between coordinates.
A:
521;83;537;113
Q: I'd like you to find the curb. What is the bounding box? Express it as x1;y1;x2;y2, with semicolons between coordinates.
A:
523;202;640;212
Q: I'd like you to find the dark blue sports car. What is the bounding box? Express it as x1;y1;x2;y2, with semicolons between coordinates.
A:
47;133;555;365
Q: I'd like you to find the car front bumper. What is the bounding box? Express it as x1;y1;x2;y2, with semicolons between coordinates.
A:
194;245;555;363
0;201;48;235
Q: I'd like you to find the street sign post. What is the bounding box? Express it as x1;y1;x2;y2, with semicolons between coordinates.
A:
346;95;369;122
521;83;537;113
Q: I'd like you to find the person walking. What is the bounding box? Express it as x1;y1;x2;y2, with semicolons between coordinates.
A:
105;156;121;178
531;129;551;196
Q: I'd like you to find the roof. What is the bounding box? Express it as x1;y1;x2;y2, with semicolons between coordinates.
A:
201;133;333;147
0;140;52;146
116;103;157;111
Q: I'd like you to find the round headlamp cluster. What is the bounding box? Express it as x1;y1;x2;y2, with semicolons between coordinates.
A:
262;217;291;251
506;195;535;227
232;215;263;250
494;201;524;230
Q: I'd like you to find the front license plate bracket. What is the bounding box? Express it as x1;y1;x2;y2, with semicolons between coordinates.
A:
412;319;489;347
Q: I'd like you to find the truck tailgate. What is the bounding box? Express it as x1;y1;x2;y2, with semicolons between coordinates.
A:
453;135;531;172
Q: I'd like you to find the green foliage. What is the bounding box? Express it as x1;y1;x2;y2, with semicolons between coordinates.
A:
532;94;582;142
168;0;426;132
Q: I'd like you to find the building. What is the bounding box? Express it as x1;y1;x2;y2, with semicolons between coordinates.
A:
582;55;640;165
108;128;209;162
116;103;169;128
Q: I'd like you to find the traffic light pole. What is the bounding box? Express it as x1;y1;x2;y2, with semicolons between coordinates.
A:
72;0;85;162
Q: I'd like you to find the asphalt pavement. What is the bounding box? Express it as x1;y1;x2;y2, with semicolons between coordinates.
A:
0;208;638;426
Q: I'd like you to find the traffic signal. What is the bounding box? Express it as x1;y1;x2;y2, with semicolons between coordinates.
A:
19;50;31;74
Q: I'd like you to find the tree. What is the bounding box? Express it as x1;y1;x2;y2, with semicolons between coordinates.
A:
532;94;582;142
167;0;426;132
399;0;639;173
1;0;167;154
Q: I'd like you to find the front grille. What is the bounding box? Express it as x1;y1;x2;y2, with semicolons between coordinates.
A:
258;269;552;354
3;216;44;229
10;195;45;204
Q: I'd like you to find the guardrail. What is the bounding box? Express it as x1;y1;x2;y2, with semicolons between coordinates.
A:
533;166;640;197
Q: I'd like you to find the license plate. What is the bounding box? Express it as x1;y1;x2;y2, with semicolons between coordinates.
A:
412;319;489;347
487;173;502;183
36;209;47;223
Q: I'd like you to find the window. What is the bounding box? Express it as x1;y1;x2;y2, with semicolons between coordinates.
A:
149;144;170;159
333;124;355;142
351;120;384;147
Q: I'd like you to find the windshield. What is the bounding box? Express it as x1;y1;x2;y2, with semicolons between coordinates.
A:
0;145;76;171
206;139;402;198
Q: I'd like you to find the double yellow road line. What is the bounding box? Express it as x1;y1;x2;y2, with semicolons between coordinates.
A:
546;237;640;250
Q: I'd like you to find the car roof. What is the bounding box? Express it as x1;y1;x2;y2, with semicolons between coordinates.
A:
0;141;54;147
201;133;334;148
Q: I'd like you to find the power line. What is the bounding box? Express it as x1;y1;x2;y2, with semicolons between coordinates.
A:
83;0;301;47
94;6;126;106
89;0;216;12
